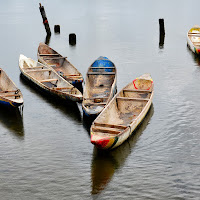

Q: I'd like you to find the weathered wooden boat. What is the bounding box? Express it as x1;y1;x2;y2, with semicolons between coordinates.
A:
82;56;117;117
90;73;154;150
187;25;200;55
0;68;23;107
37;42;83;85
19;54;83;102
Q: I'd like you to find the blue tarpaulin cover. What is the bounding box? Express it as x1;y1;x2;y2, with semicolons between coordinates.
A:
91;56;114;72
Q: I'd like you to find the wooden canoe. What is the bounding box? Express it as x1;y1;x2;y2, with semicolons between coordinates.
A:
187;25;200;55
0;68;23;107
37;42;83;85
90;73;154;150
82;56;117;117
19;54;83;102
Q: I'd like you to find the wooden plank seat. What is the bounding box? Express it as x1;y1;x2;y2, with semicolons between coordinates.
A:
52;87;73;90
91;127;121;134
90;67;115;69
39;54;60;56
84;97;108;100
63;74;82;77
123;89;152;93
0;90;18;93
1;94;20;97
117;97;149;101
84;102;107;106
26;69;51;72
94;122;127;130
87;72;115;75
40;78;58;83
26;65;45;69
43;57;67;60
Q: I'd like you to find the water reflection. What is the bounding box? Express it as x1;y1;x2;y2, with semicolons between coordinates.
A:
159;33;165;49
187;45;200;66
0;105;24;139
90;105;154;196
20;74;82;123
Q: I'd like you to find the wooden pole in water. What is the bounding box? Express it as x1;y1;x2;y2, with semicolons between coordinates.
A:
69;33;76;45
159;19;165;48
159;18;165;35
39;3;51;35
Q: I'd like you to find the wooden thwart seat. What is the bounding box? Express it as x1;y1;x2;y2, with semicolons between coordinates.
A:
84;97;108;100
39;54;59;56
26;65;45;69
0;90;18;93
40;78;58;83
52;87;73;90
44;56;67;60
1;94;20;97
84;102;107;106
90;67;115;69
87;72;115;75
91;127;121;134
123;89;152;93
117;97;149;101
26;69;51;72
94;122;127;130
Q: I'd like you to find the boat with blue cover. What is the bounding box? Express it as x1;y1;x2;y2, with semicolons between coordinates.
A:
82;56;117;117
0;68;23;107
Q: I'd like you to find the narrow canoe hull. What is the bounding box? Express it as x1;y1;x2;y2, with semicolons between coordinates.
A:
82;56;117;117
187;25;200;55
90;74;154;150
37;43;83;85
19;55;83;102
0;68;23;108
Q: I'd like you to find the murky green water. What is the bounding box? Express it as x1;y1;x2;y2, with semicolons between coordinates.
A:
0;0;200;199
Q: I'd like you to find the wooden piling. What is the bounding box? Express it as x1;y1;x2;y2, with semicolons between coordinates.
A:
39;3;51;35
54;25;60;33
69;33;76;45
159;18;165;35
159;19;165;48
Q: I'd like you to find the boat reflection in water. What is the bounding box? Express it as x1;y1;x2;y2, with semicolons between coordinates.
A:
187;44;200;66
90;105;154;196
0;105;24;139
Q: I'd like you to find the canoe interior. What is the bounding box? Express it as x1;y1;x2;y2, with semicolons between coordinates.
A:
20;56;81;96
83;57;116;114
92;75;153;135
38;43;82;82
0;69;23;103
188;26;200;47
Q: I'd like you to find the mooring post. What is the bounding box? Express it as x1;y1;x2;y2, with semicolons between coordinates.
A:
39;3;51;35
159;19;165;48
159;18;165;35
54;25;60;33
69;33;76;45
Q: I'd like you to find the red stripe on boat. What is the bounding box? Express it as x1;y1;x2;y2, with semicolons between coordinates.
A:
133;79;138;89
91;135;110;149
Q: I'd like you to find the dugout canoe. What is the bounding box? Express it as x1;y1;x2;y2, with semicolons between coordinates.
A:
37;42;83;85
82;56;117;117
0;68;23;107
90;73;154;150
187;25;200;55
19;54;82;102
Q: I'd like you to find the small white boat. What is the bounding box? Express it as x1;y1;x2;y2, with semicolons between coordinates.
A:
187;25;200;55
19;54;83;102
0;68;23;107
90;74;154;150
82;56;117;117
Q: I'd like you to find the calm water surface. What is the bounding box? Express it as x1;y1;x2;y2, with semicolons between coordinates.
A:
0;0;200;199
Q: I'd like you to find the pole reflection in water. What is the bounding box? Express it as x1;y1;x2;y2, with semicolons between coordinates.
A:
90;105;154;196
20;74;82;122
0;105;24;139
